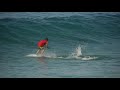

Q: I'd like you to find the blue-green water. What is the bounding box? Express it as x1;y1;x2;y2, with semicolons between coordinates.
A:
0;12;120;78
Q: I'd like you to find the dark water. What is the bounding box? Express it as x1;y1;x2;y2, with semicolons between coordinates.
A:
0;12;120;78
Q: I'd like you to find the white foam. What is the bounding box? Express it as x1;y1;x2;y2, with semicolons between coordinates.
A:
26;54;97;60
81;56;98;60
69;44;82;57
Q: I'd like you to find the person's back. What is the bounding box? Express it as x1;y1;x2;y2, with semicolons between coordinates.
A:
38;39;48;47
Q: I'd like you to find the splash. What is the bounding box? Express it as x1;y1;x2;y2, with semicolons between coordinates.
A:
44;52;57;58
76;45;82;56
71;45;82;57
67;45;98;60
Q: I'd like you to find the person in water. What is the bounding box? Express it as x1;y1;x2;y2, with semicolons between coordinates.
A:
36;38;48;55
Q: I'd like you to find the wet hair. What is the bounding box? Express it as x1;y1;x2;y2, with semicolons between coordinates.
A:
45;38;48;41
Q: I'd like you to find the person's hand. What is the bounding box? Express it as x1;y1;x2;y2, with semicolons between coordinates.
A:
46;46;49;49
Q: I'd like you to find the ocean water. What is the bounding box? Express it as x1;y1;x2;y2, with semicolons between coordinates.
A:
0;12;120;78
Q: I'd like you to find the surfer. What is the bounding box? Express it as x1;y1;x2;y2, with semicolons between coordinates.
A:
36;38;48;55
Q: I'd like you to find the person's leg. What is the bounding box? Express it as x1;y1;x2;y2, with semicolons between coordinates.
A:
36;49;40;55
39;49;45;56
36;47;45;56
36;46;42;55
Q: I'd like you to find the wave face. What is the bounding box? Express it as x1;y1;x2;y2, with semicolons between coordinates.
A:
0;12;120;78
0;12;120;56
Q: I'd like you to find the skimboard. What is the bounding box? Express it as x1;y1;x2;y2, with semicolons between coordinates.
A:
26;54;45;57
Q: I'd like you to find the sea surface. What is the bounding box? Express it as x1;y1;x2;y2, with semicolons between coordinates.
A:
0;12;120;78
